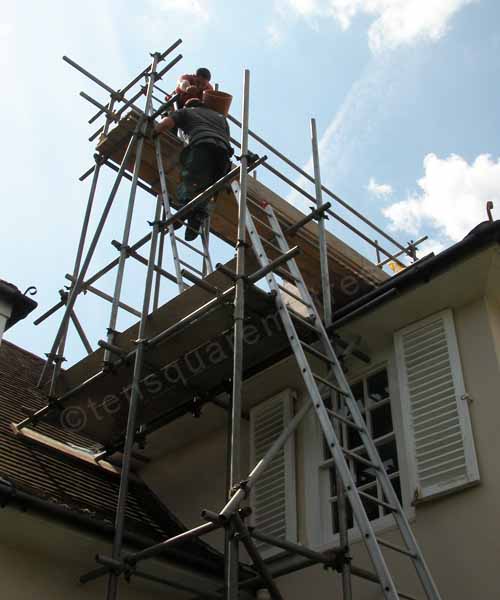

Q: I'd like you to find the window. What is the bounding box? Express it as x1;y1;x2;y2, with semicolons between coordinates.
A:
314;366;403;541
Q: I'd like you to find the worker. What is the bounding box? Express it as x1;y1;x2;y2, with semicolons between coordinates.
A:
168;68;214;109
155;97;232;241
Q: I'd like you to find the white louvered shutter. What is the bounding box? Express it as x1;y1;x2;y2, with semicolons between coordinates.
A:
249;389;297;558
395;309;480;500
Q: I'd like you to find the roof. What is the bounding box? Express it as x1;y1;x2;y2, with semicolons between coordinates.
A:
329;220;500;330
0;339;224;576
0;280;37;330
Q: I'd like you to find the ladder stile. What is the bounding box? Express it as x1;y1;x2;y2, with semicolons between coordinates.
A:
239;183;442;600
154;136;186;294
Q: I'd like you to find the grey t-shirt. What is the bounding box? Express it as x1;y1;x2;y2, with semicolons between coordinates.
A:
170;106;231;150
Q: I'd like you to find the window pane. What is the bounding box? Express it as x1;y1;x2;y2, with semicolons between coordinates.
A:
350;381;365;412
378;439;399;475
354;451;377;486
361;484;380;521
328;467;337;497
371;403;393;438
331;500;339;534
330;499;354;535
383;477;402;516
347;426;362;450
367;370;389;403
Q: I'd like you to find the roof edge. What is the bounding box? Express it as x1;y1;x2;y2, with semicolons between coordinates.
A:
328;220;500;330
0;281;37;330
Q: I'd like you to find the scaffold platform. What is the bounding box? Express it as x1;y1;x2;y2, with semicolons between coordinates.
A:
97;111;387;305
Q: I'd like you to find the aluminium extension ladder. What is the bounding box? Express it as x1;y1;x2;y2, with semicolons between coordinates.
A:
154;136;213;293
234;184;442;600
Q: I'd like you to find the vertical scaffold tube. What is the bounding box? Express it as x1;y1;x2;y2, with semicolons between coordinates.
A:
227;68;250;600
104;52;161;600
311;117;352;600
105;198;163;600
104;54;159;363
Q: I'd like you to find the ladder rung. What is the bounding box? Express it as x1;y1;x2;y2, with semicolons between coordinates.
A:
275;265;301;283
175;235;207;257
251;214;283;237
300;340;335;365
278;284;311;308
376;537;417;559
178;259;203;277
288;308;321;334
358;491;398;513
342;448;379;470
260;235;285;255
247;196;270;213
325;407;362;430
398;591;419;600
313;373;349;397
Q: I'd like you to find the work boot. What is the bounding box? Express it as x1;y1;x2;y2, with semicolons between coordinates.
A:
185;211;205;241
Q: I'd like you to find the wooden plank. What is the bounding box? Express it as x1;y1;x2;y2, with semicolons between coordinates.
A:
96;112;387;308
47;256;310;447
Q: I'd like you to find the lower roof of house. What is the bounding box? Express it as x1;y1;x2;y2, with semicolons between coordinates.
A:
0;339;226;578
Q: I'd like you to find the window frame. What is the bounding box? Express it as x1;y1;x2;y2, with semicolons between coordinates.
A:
304;355;414;552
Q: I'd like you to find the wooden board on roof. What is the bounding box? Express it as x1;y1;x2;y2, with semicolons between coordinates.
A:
96;112;387;309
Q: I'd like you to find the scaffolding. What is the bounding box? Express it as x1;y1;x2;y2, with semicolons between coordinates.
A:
16;40;440;600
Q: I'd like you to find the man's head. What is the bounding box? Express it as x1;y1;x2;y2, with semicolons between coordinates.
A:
196;67;211;86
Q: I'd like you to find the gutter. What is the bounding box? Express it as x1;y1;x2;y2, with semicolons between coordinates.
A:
0;477;223;577
328;220;500;331
0;281;38;330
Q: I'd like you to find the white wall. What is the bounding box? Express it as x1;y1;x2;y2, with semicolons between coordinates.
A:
0;297;12;346
143;295;500;599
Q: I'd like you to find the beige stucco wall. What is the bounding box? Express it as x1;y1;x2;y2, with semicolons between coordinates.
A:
143;292;500;599
6;251;499;599
0;507;222;600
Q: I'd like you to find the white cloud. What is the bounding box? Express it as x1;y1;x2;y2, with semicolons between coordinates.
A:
273;0;478;52
267;23;285;46
367;177;393;197
418;239;446;256
141;0;212;49
154;0;211;22
287;54;397;210
383;153;500;242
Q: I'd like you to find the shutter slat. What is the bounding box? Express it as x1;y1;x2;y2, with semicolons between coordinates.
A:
413;406;459;431
412;393;456;415
416;438;463;460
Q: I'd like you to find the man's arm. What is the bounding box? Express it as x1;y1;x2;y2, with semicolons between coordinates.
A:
155;115;176;135
155;108;185;135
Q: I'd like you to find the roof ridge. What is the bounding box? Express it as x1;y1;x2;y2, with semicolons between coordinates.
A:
1;338;45;364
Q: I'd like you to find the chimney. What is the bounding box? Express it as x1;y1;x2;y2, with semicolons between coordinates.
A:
0;280;37;346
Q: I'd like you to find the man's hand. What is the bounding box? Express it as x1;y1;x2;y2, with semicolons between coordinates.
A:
179;79;191;92
186;85;198;95
155;116;176;135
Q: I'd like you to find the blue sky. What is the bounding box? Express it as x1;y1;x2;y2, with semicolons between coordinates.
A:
2;0;500;363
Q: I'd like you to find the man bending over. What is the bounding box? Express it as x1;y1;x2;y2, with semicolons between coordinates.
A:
155;97;232;241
